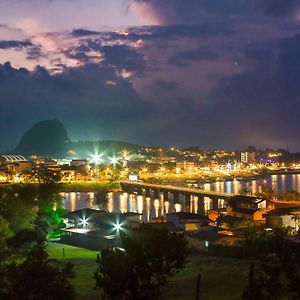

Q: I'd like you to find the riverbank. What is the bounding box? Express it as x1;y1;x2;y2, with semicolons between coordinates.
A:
146;170;300;186
0;181;120;193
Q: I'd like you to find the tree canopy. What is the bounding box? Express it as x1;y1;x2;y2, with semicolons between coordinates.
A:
94;224;188;300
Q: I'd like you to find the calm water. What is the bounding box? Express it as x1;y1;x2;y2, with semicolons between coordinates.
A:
61;174;300;222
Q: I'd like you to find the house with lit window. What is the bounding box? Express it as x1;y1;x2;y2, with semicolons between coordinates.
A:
266;207;300;231
61;208;141;250
166;212;213;231
226;196;267;222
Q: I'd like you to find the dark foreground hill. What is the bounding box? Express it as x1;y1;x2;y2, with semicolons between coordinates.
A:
16;119;69;157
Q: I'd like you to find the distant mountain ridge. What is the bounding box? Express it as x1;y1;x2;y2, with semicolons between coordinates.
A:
68;140;142;158
15;120;142;157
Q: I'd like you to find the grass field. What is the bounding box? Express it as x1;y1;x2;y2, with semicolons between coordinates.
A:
164;255;249;300
47;243;99;300
58;181;120;192
47;243;249;300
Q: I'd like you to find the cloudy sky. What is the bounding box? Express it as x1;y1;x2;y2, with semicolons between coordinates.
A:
1;0;300;151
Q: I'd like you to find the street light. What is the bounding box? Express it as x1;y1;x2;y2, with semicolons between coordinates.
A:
113;222;123;232
79;217;89;228
91;153;102;164
109;156;119;166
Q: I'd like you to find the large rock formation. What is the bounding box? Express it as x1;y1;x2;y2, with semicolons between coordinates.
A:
16;119;69;157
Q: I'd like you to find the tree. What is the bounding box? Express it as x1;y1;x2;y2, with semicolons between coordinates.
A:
242;255;283;300
3;246;75;300
93;191;109;211
0;184;37;234
0;216;13;296
94;224;188;300
34;169;62;184
242;238;300;299
7;228;45;257
0;216;12;260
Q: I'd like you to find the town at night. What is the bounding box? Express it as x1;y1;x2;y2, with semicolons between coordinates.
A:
1;1;300;299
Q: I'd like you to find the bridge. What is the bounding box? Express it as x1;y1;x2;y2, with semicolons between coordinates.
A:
120;180;237;213
120;180;232;198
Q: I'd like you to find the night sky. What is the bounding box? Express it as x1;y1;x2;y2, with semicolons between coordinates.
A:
1;0;300;151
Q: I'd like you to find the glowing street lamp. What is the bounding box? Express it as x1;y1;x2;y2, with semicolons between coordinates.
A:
109;156;119;167
90;153;102;165
79;217;89;228
113;222;123;232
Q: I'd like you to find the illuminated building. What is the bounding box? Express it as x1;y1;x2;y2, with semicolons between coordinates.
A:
240;152;256;163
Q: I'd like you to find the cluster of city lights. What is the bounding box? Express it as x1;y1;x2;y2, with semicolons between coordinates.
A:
79;214;123;233
89;152;121;166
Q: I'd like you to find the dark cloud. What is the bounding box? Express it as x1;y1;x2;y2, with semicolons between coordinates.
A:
0;62;155;150
0;39;32;49
26;46;44;60
132;0;300;24
102;44;145;72
153;80;179;90
1;23;300;151
254;0;300;16
169;47;217;67
1;2;300;151
71;28;100;37
131;23;234;40
206;32;300;149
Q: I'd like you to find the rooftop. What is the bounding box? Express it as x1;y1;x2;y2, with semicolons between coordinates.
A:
167;212;211;222
1;155;27;162
267;207;300;216
228;195;266;204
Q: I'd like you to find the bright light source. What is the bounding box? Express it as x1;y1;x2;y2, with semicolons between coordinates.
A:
113;222;122;231
79;217;89;228
109;156;119;166
90;153;102;164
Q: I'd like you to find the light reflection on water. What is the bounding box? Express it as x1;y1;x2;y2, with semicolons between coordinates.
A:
205;174;300;195
61;191;185;223
61;174;300;222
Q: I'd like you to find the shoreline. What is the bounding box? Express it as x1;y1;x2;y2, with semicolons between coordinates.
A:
1;170;300;193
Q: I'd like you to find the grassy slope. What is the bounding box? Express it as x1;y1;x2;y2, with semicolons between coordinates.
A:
47;243;249;300
164;256;249;300
47;243;99;300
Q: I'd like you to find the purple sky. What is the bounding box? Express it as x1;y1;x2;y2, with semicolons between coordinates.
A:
1;0;300;151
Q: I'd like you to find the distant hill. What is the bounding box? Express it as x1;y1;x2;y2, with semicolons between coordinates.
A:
16;119;69;157
15;120;143;158
68;140;143;158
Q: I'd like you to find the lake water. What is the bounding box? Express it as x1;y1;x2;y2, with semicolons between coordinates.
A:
61;174;300;222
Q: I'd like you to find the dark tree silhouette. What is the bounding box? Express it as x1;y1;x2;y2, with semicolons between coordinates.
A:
3;246;75;300
94;224;188;300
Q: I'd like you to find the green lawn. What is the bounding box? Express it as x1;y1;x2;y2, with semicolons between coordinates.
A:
58;181;120;192
164;255;249;300
47;243;249;300
47;243;99;300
